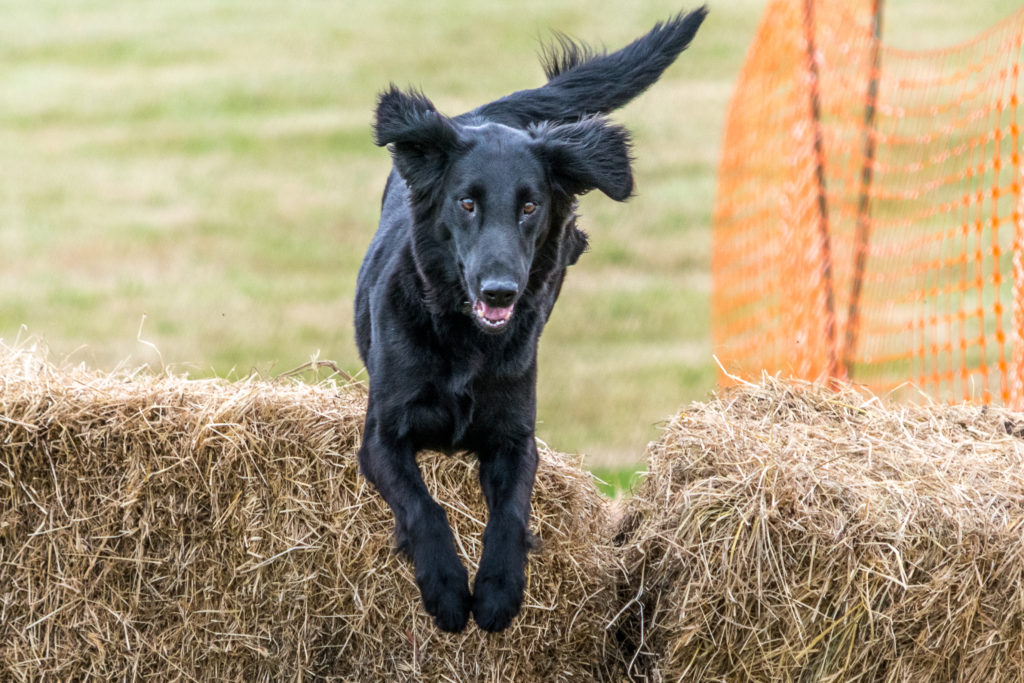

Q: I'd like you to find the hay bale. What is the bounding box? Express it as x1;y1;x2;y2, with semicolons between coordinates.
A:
616;377;1024;681
0;344;623;681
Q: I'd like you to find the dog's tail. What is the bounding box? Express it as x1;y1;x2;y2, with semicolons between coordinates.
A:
473;7;707;126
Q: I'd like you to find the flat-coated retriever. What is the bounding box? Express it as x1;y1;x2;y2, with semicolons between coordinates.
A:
354;7;707;633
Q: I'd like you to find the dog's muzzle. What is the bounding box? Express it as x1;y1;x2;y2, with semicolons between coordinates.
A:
471;279;518;332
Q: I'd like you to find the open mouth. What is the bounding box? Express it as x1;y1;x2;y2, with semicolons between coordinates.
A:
472;299;514;331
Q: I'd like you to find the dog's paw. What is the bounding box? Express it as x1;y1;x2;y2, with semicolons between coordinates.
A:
416;558;472;633
471;567;525;633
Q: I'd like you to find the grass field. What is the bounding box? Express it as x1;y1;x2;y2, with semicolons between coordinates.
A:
2;0;1021;471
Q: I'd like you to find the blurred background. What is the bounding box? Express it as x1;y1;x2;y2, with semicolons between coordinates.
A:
2;0;1020;474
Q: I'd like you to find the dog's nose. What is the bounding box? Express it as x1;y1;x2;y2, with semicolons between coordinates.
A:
480;280;518;308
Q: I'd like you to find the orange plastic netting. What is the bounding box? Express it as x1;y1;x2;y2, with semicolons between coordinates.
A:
712;0;1024;408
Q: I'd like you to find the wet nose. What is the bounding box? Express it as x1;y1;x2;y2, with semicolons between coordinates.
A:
480;280;518;308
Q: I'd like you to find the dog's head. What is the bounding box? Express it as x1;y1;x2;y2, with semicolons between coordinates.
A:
374;86;633;333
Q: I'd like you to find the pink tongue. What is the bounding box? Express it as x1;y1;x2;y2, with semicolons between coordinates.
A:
474;299;513;322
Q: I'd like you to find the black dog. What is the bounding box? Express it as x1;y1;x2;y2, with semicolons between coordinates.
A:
354;7;707;633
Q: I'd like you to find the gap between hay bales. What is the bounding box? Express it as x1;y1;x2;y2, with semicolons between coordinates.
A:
2;344;1024;681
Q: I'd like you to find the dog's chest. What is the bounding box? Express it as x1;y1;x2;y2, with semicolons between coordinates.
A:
400;350;481;451
396;314;539;451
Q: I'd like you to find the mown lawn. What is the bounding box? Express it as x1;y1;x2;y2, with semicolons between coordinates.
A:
2;0;1020;480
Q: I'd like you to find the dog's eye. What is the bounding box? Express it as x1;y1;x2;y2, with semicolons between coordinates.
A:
459;198;475;212
522;201;537;216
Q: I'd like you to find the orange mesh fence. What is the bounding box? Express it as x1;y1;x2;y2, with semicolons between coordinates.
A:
712;0;1024;408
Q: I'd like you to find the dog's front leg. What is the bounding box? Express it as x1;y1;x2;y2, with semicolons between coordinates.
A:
472;436;539;632
358;414;471;632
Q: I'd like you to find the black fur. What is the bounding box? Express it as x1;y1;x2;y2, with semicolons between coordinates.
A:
354;7;707;633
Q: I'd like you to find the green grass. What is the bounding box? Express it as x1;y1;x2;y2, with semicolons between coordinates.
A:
2;0;1021;473
589;465;647;498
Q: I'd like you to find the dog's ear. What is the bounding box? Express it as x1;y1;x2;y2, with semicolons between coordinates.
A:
531;117;634;201
374;85;462;193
